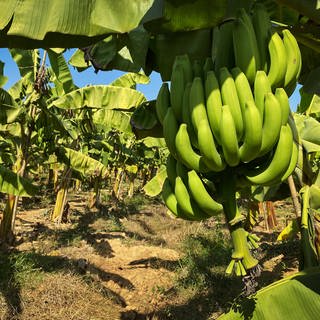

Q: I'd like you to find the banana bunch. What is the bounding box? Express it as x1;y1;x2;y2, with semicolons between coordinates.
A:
155;4;302;276
162;154;223;221
212;4;301;95
157;53;298;188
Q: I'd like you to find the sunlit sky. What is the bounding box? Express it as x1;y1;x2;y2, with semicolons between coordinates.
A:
0;48;301;110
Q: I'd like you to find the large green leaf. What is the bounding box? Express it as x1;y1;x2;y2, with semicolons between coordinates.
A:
293;113;320;153
0;165;38;197
143;165;166;197
69;27;150;74
144;0;227;33
218;268;320;320
93;109;132;133
0;0;155;48
55;146;108;178
131;100;163;139
111;73;149;89
9;49;35;78
48;85;146;110
48;50;76;95
149;29;212;80
0;88;20;124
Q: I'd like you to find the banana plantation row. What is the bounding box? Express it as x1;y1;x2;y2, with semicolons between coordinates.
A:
0;49;165;244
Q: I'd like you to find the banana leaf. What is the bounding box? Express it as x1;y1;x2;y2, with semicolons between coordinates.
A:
143;165;166;197
0;88;20;124
293;113;320;153
0;60;8;87
48;50;76;95
55;146;108;178
93;109;132;133
0;165;38;197
0;0;156;48
48;85;146;110
218;268;320;320
111;73;149;89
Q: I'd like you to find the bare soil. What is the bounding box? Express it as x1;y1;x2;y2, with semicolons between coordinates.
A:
0;192;299;320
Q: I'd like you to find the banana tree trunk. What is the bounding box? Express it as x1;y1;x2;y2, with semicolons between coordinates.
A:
128;173;136;198
52;168;71;223
0;195;18;244
88;176;101;209
112;167;124;199
0;147;26;244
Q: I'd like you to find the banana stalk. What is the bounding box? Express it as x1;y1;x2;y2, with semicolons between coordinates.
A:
52;168;71;222
300;186;319;269
220;172;259;274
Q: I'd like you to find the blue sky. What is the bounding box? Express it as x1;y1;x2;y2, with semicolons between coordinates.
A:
0;48;301;109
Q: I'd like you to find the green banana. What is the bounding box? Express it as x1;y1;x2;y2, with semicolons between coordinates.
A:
205;70;222;144
175;160;188;183
163;107;179;159
254;70;271;117
193;60;203;78
275;87;290;125
233;16;258;85
238;8;261;71
203;57;214;74
239;100;263;163
251;3;272;72
267;29;287;89
182;82;198;148
187;170;223;216
282;29;302;96
161;178;193;220
170;63;185;121
280;140;299;182
175;176;209;220
173;54;193;85
166;154;177;186
189;76;209;134
162;178;179;217
220;104;240;167
156;82;170;125
245;124;294;185
213;21;235;74
231;67;254;117
219;67;243;140
198;118;226;172
259;92;282;156
175;123;210;172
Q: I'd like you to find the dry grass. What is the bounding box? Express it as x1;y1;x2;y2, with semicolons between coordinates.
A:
0;272;122;320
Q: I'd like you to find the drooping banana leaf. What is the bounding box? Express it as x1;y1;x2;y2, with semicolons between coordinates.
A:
0;0;156;48
0;88;21;124
149;29;212;80
144;0;227;33
93;109;132;133
47;50;76;95
55;146;108;178
143;165;166;197
48;85;146;110
131;100;163;139
293;113;320;153
69;26;150;74
218;268;320;320
0;165;38;197
142;137;166;148
110;72;149;89
9;49;36;79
